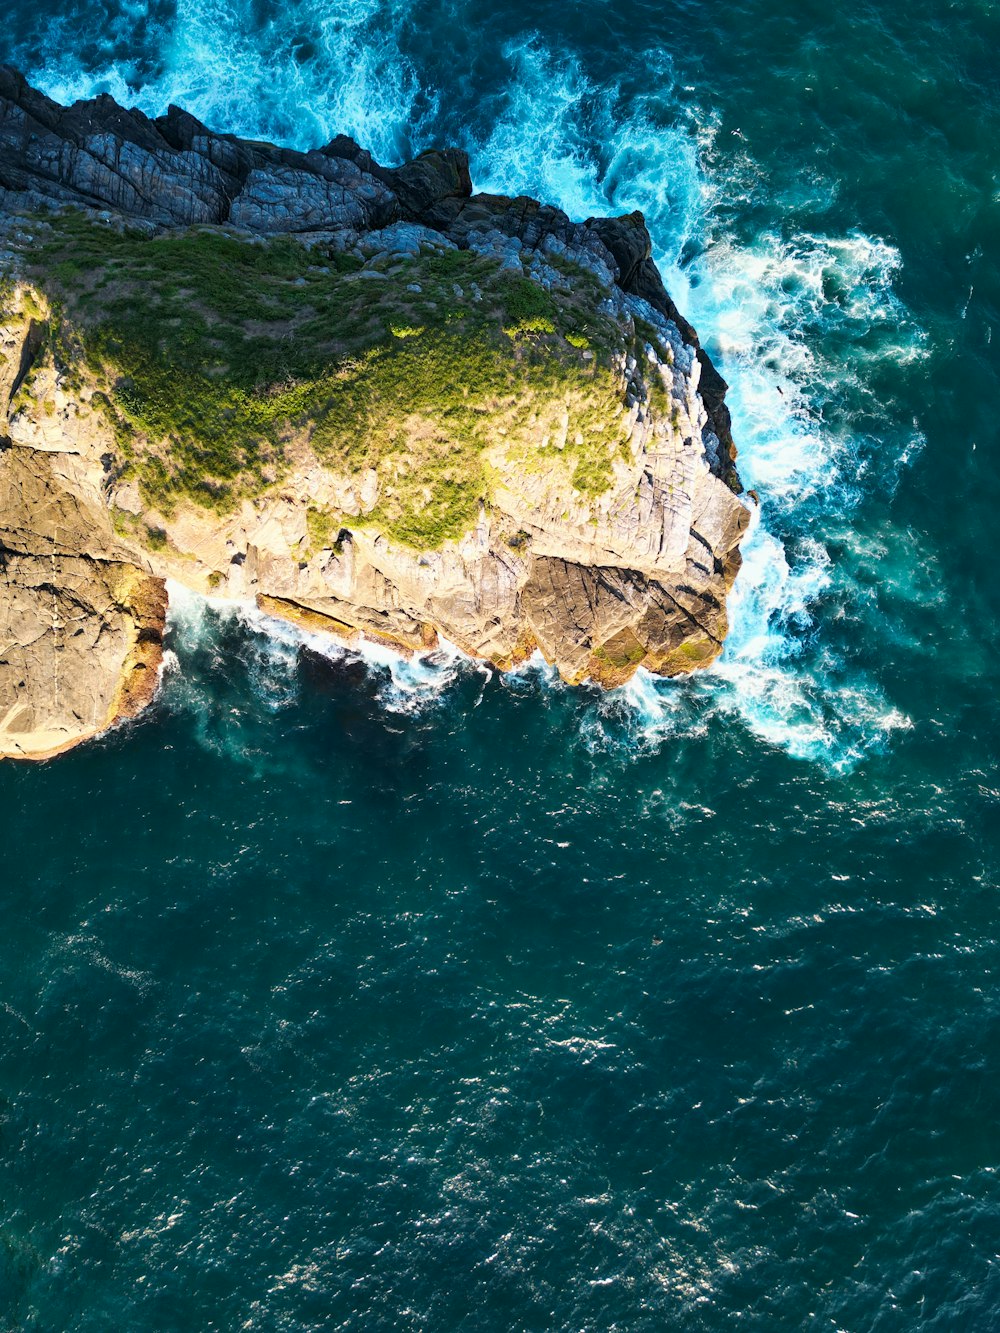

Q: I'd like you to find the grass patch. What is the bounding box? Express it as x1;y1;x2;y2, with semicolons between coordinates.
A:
20;213;640;546
305;506;339;555
594;637;647;669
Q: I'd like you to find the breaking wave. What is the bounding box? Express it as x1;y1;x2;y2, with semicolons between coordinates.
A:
13;10;928;769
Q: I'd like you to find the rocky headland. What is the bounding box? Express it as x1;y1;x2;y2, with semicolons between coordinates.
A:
0;67;749;760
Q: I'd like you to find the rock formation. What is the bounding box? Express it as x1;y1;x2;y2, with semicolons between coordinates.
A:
0;68;749;760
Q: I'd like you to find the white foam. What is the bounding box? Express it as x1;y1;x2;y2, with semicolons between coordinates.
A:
31;0;436;163
26;28;931;770
165;581;476;721
471;44;701;253
467;41;927;770
289;621;481;716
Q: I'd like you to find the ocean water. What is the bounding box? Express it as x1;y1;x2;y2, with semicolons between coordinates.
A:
2;1;1000;1328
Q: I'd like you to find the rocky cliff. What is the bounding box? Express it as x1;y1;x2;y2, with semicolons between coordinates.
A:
0;68;749;760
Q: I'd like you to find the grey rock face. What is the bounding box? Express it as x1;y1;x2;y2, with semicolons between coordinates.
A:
0;66;398;231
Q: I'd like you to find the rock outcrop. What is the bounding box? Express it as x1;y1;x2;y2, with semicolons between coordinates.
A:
0;69;749;760
0;438;166;760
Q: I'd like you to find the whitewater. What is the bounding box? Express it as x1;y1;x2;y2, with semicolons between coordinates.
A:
14;0;927;769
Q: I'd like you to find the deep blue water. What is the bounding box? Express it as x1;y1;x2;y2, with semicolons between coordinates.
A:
3;1;1000;1328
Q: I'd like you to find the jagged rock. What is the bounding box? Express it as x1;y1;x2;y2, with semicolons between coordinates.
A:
372;148;473;219
0;65;398;231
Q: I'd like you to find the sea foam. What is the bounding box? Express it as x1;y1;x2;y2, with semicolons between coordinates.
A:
164;580;477;740
465;42;926;769
18;18;928;769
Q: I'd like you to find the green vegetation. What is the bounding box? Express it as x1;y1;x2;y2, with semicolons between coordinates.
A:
633;316;675;419
20;288;45;321
498;275;557;336
21;213;640;548
305;506;340;556
594;636;647;669
110;509;139;541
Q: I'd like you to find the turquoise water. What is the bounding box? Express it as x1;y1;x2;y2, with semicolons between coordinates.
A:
3;1;1000;1327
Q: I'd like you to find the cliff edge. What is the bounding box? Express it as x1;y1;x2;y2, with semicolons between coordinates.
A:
0;68;749;760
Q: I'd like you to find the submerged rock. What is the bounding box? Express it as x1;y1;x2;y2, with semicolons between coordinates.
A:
0;69;749;760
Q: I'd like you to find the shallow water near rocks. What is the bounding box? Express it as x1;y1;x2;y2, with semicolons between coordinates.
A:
3;0;1000;1328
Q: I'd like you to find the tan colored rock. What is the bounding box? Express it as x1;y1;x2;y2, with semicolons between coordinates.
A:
0;298;166;760
0;442;166;760
0;265;749;761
